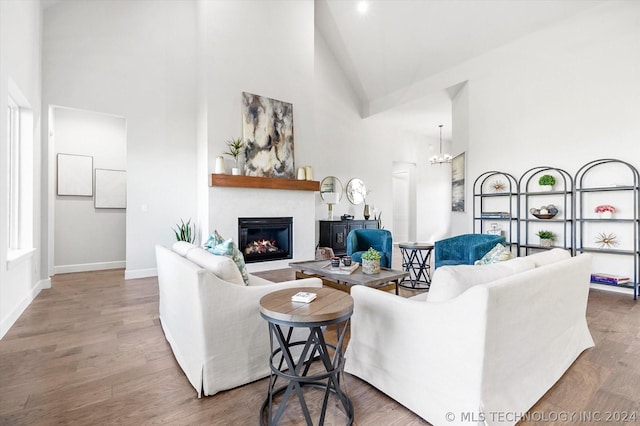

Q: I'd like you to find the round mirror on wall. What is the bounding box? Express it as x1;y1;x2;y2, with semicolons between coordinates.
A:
320;176;343;202
346;178;367;205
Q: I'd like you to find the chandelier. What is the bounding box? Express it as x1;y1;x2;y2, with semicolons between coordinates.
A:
430;124;452;165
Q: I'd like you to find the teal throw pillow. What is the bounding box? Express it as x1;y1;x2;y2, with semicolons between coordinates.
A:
203;230;225;249
204;230;249;285
474;243;514;265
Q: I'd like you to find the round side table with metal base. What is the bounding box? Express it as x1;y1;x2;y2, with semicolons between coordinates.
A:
259;287;354;425
398;242;434;290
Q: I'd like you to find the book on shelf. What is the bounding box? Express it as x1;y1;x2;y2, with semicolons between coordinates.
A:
590;273;631;285
480;212;511;218
291;291;317;303
321;262;360;275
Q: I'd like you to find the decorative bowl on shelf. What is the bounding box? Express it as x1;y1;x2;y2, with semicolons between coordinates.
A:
530;205;559;220
532;212;557;220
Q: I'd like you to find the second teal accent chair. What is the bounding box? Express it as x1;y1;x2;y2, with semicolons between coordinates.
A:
434;234;506;269
346;229;393;268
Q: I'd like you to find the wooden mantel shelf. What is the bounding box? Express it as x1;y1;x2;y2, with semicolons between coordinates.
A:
210;174;320;191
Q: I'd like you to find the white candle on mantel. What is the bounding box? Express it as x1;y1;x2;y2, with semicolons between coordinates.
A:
214;156;226;174
297;167;306;180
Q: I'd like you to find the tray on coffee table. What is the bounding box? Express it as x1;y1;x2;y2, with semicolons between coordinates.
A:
289;260;408;294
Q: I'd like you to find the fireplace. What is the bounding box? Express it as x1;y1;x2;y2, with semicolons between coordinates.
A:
238;217;293;263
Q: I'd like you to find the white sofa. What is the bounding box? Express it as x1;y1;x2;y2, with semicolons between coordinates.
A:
155;243;322;397
344;249;594;426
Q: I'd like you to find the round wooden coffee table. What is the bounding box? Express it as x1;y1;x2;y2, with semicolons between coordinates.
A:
259;287;354;425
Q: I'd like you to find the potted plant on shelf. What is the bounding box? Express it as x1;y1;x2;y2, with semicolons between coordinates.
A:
224;137;245;175
536;230;555;248
173;218;195;243
361;247;381;274
595;204;616;219
538;174;556;191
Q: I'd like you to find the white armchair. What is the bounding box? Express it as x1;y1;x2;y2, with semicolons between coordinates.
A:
156;244;322;397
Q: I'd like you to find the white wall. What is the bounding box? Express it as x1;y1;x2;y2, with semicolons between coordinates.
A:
201;0;316;175
451;1;640;236
450;82;469;234
199;0;318;261
52;107;126;273
315;28;452;243
0;0;47;340
43;0;198;279
360;2;640;246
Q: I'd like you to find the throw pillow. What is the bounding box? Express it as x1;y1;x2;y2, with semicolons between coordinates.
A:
524;248;571;267
204;231;250;285
172;241;197;257
474;243;514;265
203;230;225;249
186;247;244;285
428;257;535;302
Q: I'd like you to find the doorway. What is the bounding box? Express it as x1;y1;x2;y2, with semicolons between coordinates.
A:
392;162;417;243
50;106;127;274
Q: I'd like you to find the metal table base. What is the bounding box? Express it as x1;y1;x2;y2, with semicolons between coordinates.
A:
398;242;434;290
260;309;353;425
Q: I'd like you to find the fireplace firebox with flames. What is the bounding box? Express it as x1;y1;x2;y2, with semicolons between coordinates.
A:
238;217;293;263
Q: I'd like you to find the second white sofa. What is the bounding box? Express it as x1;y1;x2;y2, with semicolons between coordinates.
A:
344;249;594;426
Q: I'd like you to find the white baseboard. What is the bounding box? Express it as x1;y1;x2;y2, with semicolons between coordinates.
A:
0;277;50;340
124;268;157;280
54;261;125;274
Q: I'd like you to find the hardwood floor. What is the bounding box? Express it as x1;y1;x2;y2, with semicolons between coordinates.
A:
1;267;639;425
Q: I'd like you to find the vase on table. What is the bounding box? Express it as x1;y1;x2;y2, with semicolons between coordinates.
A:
363;204;370;220
362;258;380;274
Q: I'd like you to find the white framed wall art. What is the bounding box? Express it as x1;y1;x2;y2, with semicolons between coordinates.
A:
57;153;94;196
95;168;127;209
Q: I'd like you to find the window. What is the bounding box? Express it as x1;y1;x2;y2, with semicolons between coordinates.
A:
7;96;20;249
6;86;34;256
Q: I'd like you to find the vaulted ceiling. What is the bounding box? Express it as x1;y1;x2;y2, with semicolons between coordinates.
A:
42;0;606;140
315;0;605;138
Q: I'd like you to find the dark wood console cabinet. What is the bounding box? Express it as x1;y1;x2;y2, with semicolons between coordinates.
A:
318;219;380;256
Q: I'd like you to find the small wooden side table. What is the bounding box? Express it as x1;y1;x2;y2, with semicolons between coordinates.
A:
398;242;434;290
259;287;354;425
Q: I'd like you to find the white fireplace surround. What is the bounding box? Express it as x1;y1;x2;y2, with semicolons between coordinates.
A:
209;187;316;272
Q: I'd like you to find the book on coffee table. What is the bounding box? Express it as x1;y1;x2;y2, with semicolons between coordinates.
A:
291;291;317;303
322;262;360;275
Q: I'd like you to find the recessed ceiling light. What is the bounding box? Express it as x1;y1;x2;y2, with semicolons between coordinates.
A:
357;1;369;14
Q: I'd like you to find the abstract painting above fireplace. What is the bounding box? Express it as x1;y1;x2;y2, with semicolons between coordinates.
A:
241;92;295;179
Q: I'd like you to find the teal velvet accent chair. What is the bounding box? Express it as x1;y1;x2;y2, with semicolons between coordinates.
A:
346;229;393;268
434;234;506;269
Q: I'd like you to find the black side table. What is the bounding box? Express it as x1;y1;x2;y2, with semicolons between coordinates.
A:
259;287;354;425
398;242;434;290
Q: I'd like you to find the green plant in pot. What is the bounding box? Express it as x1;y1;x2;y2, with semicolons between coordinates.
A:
538;174;556;191
224;137;245;175
173;218;195;243
361;247;381;274
536;230;555;248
